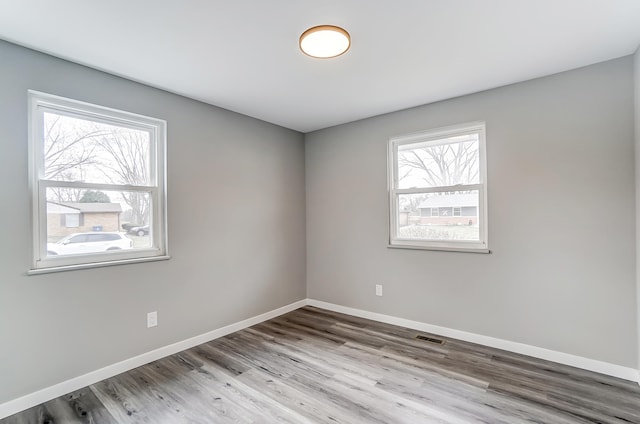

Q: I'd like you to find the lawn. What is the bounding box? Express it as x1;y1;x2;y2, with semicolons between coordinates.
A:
397;224;479;241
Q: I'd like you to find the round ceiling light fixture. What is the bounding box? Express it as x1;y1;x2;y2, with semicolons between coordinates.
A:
299;25;351;59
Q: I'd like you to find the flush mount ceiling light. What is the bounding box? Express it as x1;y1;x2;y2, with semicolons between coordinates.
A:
299;25;351;59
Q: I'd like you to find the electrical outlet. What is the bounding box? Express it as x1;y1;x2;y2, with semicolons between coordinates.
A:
147;311;158;328
375;284;383;296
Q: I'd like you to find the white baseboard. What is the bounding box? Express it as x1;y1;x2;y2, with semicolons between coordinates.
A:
307;299;639;383
0;299;307;420
3;297;637;419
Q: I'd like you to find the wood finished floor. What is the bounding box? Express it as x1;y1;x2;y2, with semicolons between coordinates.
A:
3;306;640;423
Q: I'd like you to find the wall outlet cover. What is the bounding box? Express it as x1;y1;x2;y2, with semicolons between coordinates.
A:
147;311;158;328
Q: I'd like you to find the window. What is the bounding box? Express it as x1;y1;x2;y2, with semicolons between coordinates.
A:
63;213;80;228
29;91;168;273
68;235;87;243
388;122;488;252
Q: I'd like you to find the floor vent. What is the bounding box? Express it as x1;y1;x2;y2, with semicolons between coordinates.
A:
415;335;445;344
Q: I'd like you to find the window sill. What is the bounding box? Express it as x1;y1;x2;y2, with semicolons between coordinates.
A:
387;244;490;254
27;255;171;275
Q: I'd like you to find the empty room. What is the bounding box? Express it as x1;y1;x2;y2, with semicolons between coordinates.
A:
1;1;640;423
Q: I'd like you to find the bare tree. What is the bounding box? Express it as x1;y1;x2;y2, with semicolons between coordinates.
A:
43;115;105;181
44;115;108;202
42;114;152;225
48;174;83;202
398;193;428;214
398;140;479;188
95;128;150;225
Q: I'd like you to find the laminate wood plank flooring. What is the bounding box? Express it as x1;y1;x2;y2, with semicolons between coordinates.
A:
3;306;639;423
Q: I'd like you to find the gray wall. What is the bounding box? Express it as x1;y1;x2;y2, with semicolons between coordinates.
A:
306;57;637;368
0;40;307;404
635;46;640;374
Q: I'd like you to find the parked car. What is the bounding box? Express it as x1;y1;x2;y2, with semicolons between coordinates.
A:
128;224;150;237
121;222;142;232
47;232;133;256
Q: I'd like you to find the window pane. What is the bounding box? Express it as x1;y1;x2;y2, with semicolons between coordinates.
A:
69;234;87;243
43;112;151;186
397;191;479;241
397;134;479;189
46;188;152;256
64;213;80;227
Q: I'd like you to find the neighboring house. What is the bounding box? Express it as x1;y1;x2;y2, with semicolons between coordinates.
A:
418;193;478;225
47;202;123;239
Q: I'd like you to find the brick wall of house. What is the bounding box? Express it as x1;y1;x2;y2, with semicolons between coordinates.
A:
82;213;120;232
47;214;67;240
47;212;121;240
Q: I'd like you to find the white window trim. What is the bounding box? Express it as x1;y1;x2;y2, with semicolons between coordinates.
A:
388;121;489;253
28;90;169;273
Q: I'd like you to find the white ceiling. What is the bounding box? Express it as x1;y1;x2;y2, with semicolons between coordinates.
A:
1;1;640;133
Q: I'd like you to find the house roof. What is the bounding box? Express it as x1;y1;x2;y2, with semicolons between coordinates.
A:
418;194;477;209
47;203;80;214
49;202;123;213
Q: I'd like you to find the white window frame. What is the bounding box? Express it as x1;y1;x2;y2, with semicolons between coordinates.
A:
28;91;169;273
388;121;489;252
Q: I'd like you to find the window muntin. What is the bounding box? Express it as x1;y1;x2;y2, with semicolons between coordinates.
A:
29;91;168;272
389;122;488;251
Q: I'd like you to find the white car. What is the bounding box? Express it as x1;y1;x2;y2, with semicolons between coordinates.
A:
47;232;133;256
